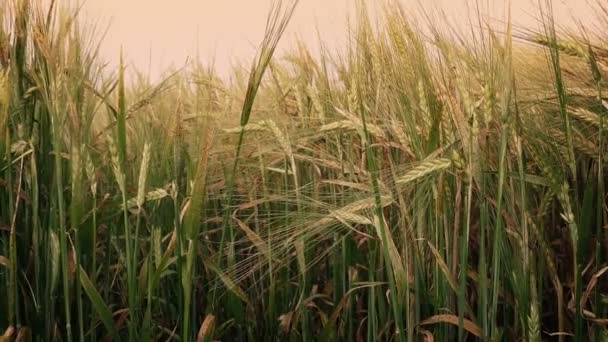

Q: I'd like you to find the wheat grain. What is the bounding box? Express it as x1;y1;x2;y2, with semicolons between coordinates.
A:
136;142;151;208
569;108;601;128
396;158;452;185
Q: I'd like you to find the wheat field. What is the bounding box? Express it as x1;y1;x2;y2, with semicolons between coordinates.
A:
1;0;607;341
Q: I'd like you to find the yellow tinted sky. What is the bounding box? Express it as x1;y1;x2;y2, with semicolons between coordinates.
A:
80;0;593;79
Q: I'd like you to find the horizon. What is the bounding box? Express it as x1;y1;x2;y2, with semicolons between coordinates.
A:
80;0;594;81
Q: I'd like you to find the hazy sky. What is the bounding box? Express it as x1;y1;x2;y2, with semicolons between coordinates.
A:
80;0;594;80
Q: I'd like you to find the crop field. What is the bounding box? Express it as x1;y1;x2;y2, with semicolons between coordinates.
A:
1;0;607;341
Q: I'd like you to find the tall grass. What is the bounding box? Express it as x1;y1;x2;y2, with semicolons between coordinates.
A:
1;0;608;341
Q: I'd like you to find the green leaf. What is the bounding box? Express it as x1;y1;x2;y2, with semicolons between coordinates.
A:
79;267;122;342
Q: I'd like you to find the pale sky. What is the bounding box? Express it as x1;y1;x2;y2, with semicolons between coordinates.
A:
79;0;595;80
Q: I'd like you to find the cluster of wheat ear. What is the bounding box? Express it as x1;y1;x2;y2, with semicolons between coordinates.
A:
1;0;608;341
